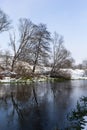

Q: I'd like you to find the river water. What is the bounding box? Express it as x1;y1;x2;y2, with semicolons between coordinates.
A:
0;80;87;130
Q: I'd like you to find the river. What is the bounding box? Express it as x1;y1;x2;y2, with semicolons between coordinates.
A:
0;80;87;130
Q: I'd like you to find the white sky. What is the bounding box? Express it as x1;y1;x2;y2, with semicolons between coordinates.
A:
0;0;87;64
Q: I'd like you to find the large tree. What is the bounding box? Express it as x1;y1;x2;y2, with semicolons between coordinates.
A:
10;18;35;71
18;23;51;73
51;32;74;75
31;24;51;72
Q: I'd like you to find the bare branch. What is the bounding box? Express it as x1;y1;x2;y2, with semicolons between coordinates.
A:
0;9;11;33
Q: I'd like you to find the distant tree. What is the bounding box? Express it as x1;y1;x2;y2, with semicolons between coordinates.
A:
51;32;74;77
0;50;11;70
82;60;87;69
0;9;10;33
81;60;87;76
0;50;4;70
3;50;12;69
75;64;83;69
0;49;3;57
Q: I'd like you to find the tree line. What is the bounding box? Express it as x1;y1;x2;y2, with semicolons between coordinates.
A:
0;9;75;78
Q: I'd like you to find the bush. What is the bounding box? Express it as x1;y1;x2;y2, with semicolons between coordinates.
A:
50;70;71;80
15;64;32;79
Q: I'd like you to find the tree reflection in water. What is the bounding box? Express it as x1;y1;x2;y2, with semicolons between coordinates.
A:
0;82;73;130
0;82;87;130
11;92;24;120
11;83;42;130
0;83;42;130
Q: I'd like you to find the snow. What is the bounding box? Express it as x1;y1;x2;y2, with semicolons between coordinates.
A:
81;116;87;130
59;69;87;79
68;69;87;79
1;77;10;82
0;69;87;82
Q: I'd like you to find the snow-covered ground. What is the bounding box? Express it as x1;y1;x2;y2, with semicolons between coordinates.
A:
1;77;10;82
35;67;87;80
66;69;87;80
0;69;87;82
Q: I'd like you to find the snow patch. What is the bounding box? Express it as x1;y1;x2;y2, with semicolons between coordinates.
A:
81;116;87;130
69;69;86;79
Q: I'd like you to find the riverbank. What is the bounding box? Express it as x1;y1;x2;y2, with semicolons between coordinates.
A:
0;69;87;83
0;76;70;83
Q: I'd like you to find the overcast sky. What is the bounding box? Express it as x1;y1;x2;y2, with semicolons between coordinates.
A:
0;0;87;64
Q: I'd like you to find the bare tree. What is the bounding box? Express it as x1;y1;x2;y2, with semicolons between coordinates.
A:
18;23;51;73
0;9;10;33
3;50;12;69
9;18;35;71
31;24;51;73
51;32;74;77
0;50;11;70
82;60;87;69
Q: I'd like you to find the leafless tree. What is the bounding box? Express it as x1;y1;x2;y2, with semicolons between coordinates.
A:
9;18;35;71
0;9;10;33
80;60;87;76
18;23;51;73
82;60;87;69
0;50;11;70
3;50;12;69
31;24;51;72
51;32;74;77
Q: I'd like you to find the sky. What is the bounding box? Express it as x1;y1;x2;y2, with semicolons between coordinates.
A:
0;0;87;64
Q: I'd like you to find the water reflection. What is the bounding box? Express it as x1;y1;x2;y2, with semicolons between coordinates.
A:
0;80;87;130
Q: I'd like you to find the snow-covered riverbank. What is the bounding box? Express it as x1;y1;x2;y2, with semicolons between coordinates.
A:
66;69;87;80
0;69;87;83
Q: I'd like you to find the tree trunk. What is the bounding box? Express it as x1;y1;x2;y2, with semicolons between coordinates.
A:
32;40;40;73
32;59;37;73
11;56;16;72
